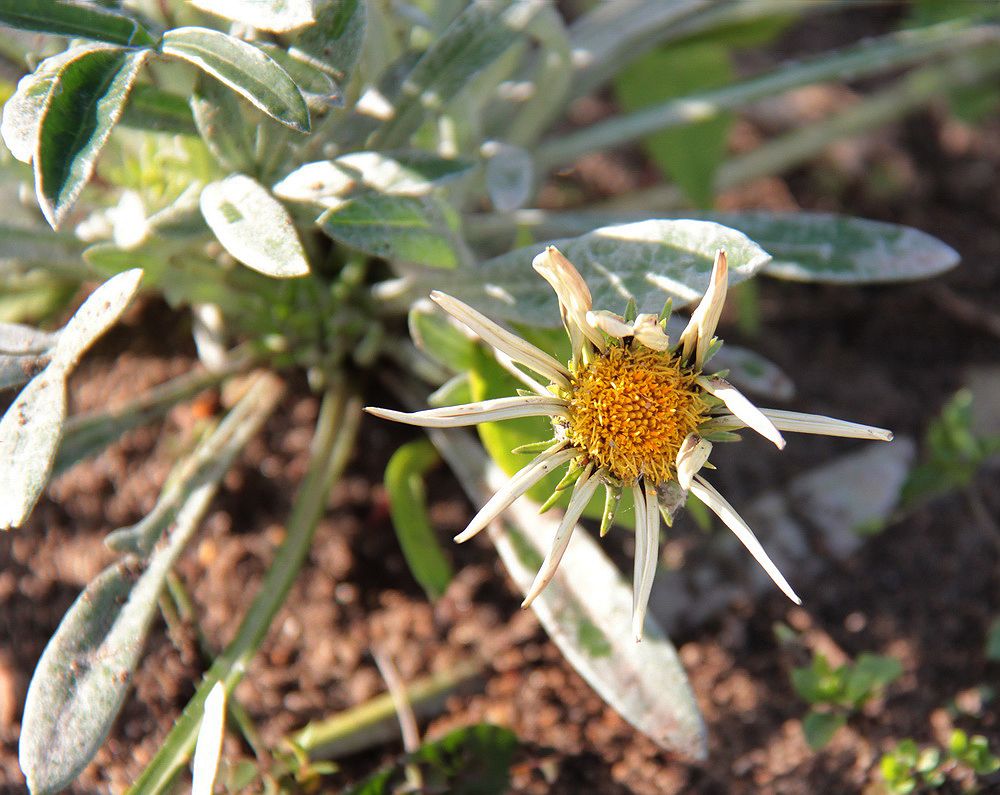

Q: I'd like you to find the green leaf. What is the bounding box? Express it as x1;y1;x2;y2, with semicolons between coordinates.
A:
318;193;468;268
0;269;142;530
160;27;310;132
190;74;256;173
372;0;532;148
408;303;476;373
2;44;103;164
191;0;314;33
469;210;962;285
384;439;454;600
34;47;148;228
615;43;734;207
0;321;59;391
430;219;770;327
253;42;341;109
200;174;310;278
802;710;845;750
292;0;366;81
274;151;474;205
119;84;198;136
346;724;516;795
0;221;84;264
483;141;533;212
0;0;156;46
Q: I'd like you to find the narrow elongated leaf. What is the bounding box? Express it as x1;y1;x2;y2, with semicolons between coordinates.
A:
18;375;282;794
372;0;535;148
429;429;707;760
292;0;366;81
483;141;533;212
161;27;310;132
0;0;156;46
191;0;314;33
0;322;59;390
274;151;473;205
431;219;770;326
0;222;85;262
1;44;106;164
468;210;960;285
319;193;468;268
0;270;142;529
384;439;454;600
200;175;309;278
35;47;149;228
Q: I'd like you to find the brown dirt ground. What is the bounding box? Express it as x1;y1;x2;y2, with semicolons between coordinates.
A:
2;9;1000;795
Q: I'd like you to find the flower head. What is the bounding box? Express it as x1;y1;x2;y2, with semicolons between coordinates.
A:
368;246;892;640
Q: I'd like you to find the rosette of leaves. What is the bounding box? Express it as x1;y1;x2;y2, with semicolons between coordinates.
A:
0;0;994;791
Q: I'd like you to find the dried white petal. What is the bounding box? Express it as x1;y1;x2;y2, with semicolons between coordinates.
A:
632;482;660;642
690;475;801;605
710;409;894;441
431;291;570;387
699;376;785;449
364;396;567;428
631;313;670;351
586;309;632;339
532;246;605;358
675;434;712;491
455;445;577;543
679;249;728;368
522;464;599;607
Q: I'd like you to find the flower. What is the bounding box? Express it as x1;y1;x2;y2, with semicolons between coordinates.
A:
368;246;892;640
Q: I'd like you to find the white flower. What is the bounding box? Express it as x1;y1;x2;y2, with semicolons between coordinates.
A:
368;246;892;640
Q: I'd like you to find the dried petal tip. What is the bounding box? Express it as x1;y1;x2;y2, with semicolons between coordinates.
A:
532;246;604;356
679;249;728;368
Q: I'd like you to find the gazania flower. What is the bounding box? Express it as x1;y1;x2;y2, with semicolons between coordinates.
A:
368;246;892;640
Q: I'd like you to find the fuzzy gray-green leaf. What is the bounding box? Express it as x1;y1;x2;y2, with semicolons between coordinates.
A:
439;219;770;326
161;27;310;132
0;0;156;46
319;193;468;268
292;0;367;82
34;47;149;228
191;0;314;33
201;175;310;278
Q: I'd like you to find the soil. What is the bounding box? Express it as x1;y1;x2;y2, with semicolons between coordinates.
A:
2;8;999;795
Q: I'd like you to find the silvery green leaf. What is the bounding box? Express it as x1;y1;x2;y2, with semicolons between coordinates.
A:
709;344;795;401
0;270;142;529
274;151;473;205
430;429;706;760
372;0;538;148
0;222;86;264
161;27;310;133
253;42;341;109
0;370;66;530
0;322;59;390
20;482;216;793
200;175;310;278
483;141;533;212
723;212;962;283
292;0;366;81
34;48;149;229
191;0;314;33
51;269;144;369
0;0;157;46
1;44;106;164
318;192;469;268
437;219;770;326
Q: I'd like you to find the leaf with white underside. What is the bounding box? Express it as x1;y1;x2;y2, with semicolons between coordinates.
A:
318;192;468;268
1;45;106;164
191;682;226;795
34;47;149;228
191;0;314;33
429;429;706;760
161;27;310;132
0;269;142;530
201;175;309;278
432;219;770;326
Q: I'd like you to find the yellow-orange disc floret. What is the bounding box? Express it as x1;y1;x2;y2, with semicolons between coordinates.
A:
565;345;708;485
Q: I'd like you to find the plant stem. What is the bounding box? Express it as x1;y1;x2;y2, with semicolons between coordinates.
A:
127;383;363;795
535;20;999;172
